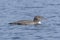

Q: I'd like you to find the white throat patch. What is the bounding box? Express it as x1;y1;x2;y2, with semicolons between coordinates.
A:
38;21;41;24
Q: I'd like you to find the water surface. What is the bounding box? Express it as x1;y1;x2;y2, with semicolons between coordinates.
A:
0;0;60;40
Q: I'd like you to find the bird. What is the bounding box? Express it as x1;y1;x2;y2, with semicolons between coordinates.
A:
9;16;45;25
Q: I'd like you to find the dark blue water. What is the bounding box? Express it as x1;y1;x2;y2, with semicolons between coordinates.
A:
0;0;60;40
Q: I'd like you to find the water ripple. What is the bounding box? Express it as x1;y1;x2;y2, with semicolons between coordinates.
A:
48;4;60;6
11;37;20;39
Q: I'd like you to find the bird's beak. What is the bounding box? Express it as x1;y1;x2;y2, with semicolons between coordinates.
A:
42;17;47;21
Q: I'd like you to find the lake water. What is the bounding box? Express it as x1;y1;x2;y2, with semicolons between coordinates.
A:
0;0;60;40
